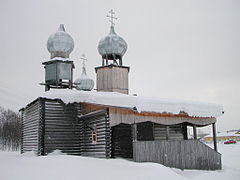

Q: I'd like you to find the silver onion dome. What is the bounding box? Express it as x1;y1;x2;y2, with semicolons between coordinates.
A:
97;26;128;58
74;62;94;91
47;24;74;59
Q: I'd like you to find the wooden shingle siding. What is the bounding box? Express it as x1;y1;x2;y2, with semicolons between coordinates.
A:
43;99;82;155
133;140;222;170
21;100;40;154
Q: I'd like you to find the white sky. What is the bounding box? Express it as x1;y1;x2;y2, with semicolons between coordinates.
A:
0;0;239;132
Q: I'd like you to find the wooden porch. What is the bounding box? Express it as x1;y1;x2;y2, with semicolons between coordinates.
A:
133;140;221;170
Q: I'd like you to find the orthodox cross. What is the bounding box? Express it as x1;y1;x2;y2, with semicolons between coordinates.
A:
80;54;87;67
107;9;117;26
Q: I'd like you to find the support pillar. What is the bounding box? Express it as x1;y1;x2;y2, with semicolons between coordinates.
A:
132;123;137;161
132;123;137;142
212;123;218;151
119;57;123;66
183;124;188;140
102;57;104;66
193;125;197;140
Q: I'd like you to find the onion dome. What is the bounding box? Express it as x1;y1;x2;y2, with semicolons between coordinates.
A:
47;24;74;59
97;25;128;59
74;57;94;91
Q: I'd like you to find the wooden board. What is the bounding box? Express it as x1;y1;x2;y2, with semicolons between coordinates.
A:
133;140;222;170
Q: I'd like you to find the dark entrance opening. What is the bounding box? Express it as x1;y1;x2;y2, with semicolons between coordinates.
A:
137;122;154;141
111;123;133;158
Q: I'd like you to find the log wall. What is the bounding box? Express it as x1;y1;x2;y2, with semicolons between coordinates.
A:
133;140;222;170
43;99;82;155
153;124;184;140
21;98;82;155
79;110;111;158
21;99;41;154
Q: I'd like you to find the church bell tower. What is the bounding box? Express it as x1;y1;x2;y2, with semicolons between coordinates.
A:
42;24;75;91
96;10;129;94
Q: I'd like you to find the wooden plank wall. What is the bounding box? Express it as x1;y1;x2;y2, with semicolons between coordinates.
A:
21;100;41;154
109;108;216;127
133;140;222;170
80;110;111;158
43;99;82;155
96;66;129;94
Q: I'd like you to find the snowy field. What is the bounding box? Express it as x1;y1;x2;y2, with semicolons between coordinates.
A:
0;143;239;180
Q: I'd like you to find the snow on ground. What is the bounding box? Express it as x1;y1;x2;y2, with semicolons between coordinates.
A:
0;143;239;180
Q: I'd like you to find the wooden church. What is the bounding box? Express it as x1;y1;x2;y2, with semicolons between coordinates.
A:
20;11;224;170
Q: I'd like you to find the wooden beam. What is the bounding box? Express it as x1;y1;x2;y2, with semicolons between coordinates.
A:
20;111;24;154
69;63;73;89
132;123;137;162
182;124;188;140
212;123;218;151
40;99;45;156
193;125;197;140
132;123;137;142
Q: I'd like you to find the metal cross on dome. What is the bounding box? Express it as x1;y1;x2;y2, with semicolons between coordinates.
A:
107;9;118;26
80;54;87;67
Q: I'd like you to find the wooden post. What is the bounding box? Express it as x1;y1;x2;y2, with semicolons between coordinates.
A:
69;62;73;89
166;125;169;140
212;123;218;152
183;124;188;140
20;110;24;154
106;55;108;65
132;123;137;142
119;57;123;66
102;57;104;66
193;125;197;140
132;123;137;161
40;99;45;155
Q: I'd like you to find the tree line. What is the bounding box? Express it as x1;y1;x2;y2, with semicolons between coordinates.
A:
0;106;21;151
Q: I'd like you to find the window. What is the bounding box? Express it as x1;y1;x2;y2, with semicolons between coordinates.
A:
92;131;97;144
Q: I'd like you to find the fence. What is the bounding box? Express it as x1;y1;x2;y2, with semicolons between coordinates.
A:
133;140;221;170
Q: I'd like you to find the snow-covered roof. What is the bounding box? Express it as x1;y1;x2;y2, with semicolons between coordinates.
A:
38;89;223;118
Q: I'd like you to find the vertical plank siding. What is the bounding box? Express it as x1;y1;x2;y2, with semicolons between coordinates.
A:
96;66;129;94
21;100;41;154
44;99;82;155
133;140;222;170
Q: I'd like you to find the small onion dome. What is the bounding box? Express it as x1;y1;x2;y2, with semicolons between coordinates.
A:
47;24;74;59
74;65;94;91
97;26;127;59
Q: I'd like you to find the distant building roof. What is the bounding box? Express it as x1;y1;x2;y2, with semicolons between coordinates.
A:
204;131;240;138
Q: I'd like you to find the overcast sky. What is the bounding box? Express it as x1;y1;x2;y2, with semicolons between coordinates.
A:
0;0;239;131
